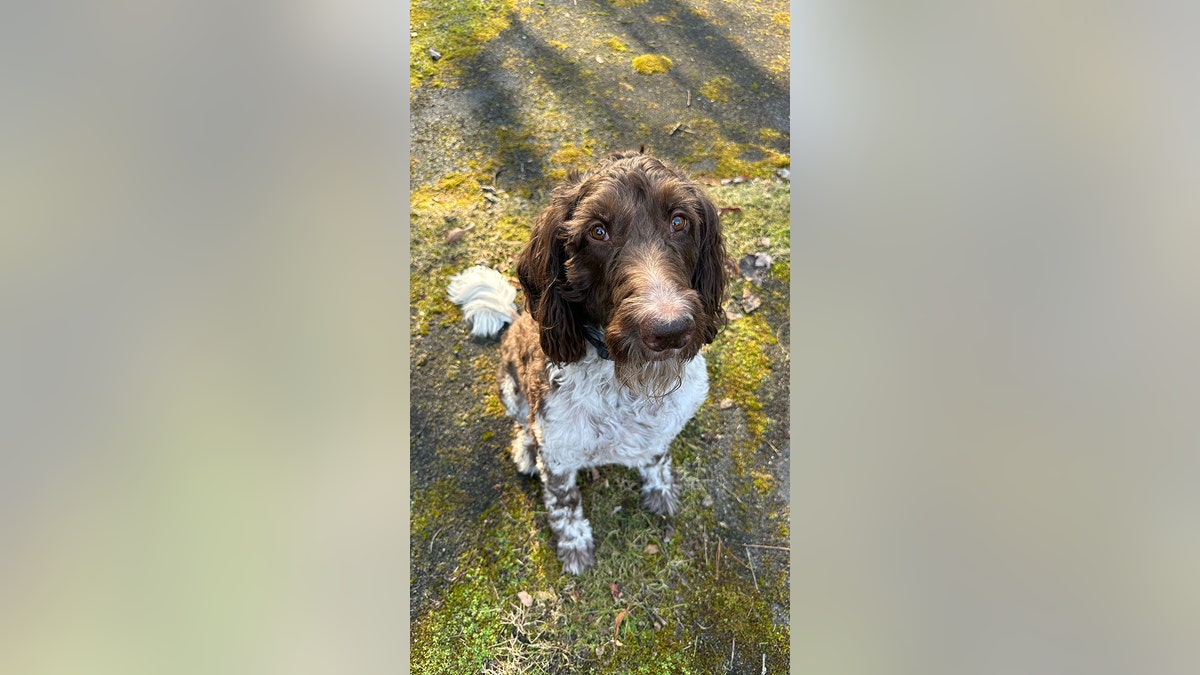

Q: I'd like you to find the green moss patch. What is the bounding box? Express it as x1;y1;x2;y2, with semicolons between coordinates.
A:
706;315;777;470
680;120;790;179
410;0;516;90
631;54;673;74
700;75;734;103
605;36;629;52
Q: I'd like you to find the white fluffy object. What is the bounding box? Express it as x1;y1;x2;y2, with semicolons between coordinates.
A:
446;265;518;338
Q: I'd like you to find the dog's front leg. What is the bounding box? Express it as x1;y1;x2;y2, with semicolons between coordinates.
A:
539;465;595;574
638;451;681;517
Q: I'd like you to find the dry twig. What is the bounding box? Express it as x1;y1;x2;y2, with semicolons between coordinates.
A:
745;544;791;552
745;545;759;592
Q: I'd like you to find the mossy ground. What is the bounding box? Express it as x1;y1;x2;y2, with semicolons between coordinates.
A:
631;54;674;75
411;0;789;671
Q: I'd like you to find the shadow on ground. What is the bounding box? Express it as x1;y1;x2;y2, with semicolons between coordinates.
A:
411;0;790;194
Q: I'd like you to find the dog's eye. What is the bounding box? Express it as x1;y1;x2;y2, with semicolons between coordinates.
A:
669;214;689;233
589;224;609;241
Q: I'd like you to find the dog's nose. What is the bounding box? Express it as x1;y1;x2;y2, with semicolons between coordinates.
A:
640;316;694;352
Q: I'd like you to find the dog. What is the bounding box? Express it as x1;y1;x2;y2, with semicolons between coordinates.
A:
447;149;727;574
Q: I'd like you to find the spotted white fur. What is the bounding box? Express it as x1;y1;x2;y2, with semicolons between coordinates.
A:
537;347;707;476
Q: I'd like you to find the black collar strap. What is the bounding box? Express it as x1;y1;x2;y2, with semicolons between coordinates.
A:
583;324;610;360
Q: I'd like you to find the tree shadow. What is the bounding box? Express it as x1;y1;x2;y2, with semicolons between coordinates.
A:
410;0;789;194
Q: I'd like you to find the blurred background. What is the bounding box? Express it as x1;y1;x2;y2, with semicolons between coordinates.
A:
792;3;1200;673
1;1;1198;674
1;3;409;673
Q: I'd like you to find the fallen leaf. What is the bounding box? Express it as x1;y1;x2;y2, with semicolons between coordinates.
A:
517;591;533;607
644;544;659;555
741;288;762;313
445;226;472;243
613;609;629;646
718;206;742;217
609;582;622;600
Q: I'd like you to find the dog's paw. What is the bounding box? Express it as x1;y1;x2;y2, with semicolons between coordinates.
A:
557;540;596;575
641;483;680;517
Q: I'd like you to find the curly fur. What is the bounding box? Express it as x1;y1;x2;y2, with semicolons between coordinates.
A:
448;149;727;574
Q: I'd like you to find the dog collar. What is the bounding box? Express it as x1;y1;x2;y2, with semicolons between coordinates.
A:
583;324;610;360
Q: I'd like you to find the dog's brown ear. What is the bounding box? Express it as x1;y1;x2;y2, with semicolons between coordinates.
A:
517;182;588;363
693;192;728;343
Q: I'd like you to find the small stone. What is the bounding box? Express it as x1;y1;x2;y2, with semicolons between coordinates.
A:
644;544;659;555
739;252;772;286
429;47;442;62
719;398;734;409
702;494;715;508
740;288;762;313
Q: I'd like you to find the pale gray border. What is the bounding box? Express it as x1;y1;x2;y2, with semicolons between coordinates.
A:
400;4;413;665
788;2;800;671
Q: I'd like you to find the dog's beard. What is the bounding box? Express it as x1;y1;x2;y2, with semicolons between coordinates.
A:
613;357;687;399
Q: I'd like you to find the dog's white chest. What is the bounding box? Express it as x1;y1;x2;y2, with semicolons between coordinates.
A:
536;352;708;472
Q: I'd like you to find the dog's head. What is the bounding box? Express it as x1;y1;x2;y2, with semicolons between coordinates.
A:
517;149;727;396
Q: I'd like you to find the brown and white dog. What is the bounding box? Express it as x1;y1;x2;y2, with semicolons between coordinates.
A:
448;149;727;574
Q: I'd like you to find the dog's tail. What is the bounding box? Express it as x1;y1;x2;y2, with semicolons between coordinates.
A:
447;265;519;338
